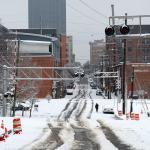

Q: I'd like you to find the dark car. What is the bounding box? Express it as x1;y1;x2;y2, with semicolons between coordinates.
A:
12;103;30;111
96;89;102;95
90;83;97;89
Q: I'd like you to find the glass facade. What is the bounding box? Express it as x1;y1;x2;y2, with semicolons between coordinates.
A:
28;0;66;34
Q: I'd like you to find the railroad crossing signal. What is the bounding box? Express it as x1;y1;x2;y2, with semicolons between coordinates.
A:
105;25;130;36
120;24;130;35
105;26;114;36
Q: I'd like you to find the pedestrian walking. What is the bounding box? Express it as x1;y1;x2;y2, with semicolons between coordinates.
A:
95;103;99;112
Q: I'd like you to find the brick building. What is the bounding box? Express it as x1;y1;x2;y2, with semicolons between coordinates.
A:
9;31;60;98
89;39;106;66
106;25;150;97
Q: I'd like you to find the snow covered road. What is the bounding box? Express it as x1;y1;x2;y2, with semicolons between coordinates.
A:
1;84;150;150
30;85;132;150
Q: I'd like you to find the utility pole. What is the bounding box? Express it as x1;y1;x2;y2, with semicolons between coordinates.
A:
2;65;7;116
122;13;128;114
130;66;134;114
12;39;20;117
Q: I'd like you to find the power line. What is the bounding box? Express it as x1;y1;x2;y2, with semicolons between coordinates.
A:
67;2;107;25
78;0;108;19
67;21;98;26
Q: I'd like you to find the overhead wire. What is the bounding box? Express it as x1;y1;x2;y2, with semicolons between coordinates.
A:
67;2;107;25
78;0;108;19
67;21;99;26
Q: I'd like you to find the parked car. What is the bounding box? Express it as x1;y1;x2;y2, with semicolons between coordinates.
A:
66;88;73;95
96;89;102;95
90;83;97;89
11;103;30;111
128;91;139;99
103;107;114;114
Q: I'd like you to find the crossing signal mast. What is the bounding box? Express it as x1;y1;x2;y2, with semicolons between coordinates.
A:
105;12;130;114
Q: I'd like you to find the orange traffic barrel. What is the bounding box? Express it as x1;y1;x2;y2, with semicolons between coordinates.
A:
1;120;4;129
118;110;122;116
0;134;5;142
130;113;135;120
134;114;140;121
13;118;22;134
0;128;5;142
126;113;130;120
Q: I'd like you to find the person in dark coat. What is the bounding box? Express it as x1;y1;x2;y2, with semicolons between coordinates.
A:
95;103;99;112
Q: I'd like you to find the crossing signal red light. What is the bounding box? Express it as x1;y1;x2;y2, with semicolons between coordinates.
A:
94;73;97;77
74;72;79;78
80;73;85;78
105;26;114;36
120;25;130;35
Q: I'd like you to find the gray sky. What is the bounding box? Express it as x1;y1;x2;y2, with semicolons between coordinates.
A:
0;0;150;64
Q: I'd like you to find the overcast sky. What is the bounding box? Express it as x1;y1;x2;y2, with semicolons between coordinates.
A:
0;0;150;64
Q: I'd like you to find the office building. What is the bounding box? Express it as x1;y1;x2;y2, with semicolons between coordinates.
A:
28;0;66;34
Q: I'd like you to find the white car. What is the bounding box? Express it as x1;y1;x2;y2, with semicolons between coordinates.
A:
66;89;73;95
103;107;114;114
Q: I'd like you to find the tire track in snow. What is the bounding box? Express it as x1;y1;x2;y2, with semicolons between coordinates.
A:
98;120;135;150
71;125;100;150
70;89;101;150
31;123;63;150
58;89;86;121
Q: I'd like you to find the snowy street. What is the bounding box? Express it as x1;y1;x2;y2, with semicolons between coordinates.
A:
1;84;150;150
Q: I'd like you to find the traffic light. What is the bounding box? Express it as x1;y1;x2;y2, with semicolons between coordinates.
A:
94;73;97;77
105;26;115;36
74;72;79;78
4;93;8;98
120;24;130;35
80;72;85;78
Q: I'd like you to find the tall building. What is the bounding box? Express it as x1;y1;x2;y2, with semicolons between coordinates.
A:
28;0;66;34
67;36;75;64
89;39;106;65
